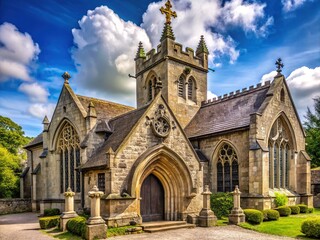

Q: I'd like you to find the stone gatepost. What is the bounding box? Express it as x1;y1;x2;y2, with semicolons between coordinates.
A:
228;185;245;224
60;187;78;231
85;185;106;240
198;185;217;227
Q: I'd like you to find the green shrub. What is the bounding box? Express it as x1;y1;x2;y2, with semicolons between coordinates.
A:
275;206;291;216
262;209;280;221
274;192;288;207
289;206;300;215
210;192;233;219
66;216;87;238
301;218;320;238
39;216;60;229
297;204;308;213
307;207;314;213
243;209;264;224
43;208;61;216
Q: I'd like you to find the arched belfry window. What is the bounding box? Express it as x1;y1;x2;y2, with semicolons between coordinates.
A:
216;143;239;192
178;75;185;98
147;75;156;102
268;118;292;189
187;77;196;102
58;122;81;193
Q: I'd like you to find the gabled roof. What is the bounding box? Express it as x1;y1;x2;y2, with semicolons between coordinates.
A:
81;105;149;170
76;95;135;121
24;133;43;149
185;83;271;138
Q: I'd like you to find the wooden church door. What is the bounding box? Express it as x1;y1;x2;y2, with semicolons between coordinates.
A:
140;174;164;222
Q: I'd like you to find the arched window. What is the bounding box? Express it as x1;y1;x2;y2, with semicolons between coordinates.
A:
280;88;285;102
178;75;185;98
187;77;196;102
268;118;291;189
58;122;80;193
216;143;239;192
147;75;156;102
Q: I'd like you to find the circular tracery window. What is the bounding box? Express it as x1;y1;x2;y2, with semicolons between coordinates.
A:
152;116;170;138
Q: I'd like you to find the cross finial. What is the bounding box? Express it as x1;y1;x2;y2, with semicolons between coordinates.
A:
160;0;177;25
275;58;284;75
62;72;71;84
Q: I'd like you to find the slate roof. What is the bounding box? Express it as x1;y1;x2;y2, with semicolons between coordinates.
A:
76;95;135;121
24;133;43;149
185;83;270;138
81;105;149;170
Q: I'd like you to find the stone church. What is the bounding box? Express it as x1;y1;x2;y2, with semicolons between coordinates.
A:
22;0;312;226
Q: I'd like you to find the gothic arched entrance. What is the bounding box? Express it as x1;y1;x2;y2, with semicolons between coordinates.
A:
140;174;164;222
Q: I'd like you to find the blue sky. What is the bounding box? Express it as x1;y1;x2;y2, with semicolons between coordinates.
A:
0;0;319;137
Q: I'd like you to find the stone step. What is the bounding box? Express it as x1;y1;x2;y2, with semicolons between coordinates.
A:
142;221;196;233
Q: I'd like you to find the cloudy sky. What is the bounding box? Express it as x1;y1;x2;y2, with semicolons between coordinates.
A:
0;0;319;137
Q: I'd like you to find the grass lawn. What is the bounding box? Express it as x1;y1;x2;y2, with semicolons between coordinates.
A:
239;208;320;239
107;225;143;237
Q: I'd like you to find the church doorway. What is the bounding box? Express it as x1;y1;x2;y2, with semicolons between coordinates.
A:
140;174;164;222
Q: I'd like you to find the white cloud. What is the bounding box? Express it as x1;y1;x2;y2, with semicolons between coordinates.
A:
260;70;277;84
71;6;151;105
207;90;218;100
28;103;55;119
0;22;40;82
18;82;49;103
282;0;309;12
222;0;273;36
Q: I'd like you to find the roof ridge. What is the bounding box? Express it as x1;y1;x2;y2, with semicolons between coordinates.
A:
202;81;271;107
76;94;135;109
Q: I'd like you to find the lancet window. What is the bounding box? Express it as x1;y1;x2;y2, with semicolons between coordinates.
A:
268;118;291;189
58;122;81;193
187;77;196;102
178;75;185;98
147;76;156;102
216;143;239;192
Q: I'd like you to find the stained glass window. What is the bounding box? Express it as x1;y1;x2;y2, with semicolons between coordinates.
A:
58;122;80;193
269;118;291;189
216;143;239;192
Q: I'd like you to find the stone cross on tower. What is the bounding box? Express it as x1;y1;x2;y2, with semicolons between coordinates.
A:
160;0;177;24
275;58;284;75
62;72;71;84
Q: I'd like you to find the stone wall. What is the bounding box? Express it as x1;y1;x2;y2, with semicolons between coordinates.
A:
311;169;320;207
0;198;31;215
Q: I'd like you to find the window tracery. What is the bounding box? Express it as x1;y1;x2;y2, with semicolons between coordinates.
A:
216;143;239;192
58;122;80;193
268;118;291;189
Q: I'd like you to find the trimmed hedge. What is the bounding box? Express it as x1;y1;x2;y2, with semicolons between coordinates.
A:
307;207;314;213
274;192;288;207
262;209;280;221
297;204;308;213
301;218;320;238
244;209;264;224
275;206;291;216
39;216;60;229
289;206;300;215
66;216;87;238
44;208;61;216
210;192;233;219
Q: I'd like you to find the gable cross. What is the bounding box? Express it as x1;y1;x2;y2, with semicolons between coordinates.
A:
275;58;284;74
160;0;177;24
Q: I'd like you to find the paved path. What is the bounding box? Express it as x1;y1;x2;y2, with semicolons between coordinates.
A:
0;212;53;240
0;212;295;240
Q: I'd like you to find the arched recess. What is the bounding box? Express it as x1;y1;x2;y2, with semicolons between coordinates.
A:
52;119;81;193
209;140;240;193
144;71;158;102
126;145;197;221
267;112;296;190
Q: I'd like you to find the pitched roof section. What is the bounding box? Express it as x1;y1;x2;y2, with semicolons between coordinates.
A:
81;105;149;170
76;95;135;121
24;133;43;149
185;82;271;138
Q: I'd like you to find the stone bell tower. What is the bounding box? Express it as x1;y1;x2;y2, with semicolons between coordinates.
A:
135;0;209;127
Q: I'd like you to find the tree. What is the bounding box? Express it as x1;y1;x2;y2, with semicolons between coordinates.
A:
304;97;320;168
0;146;20;198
